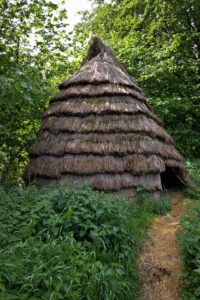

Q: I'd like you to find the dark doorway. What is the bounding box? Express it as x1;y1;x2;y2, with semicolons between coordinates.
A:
161;167;185;189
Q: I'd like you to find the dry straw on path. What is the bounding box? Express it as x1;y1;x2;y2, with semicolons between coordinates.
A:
138;190;185;300
23;37;188;197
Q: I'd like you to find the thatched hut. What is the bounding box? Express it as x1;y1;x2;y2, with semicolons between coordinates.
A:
23;37;188;198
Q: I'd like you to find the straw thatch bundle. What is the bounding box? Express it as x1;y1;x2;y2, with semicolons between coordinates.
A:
23;37;188;197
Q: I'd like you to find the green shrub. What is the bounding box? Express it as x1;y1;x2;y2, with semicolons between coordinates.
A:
177;159;200;299
177;201;200;300
0;185;154;299
184;160;200;199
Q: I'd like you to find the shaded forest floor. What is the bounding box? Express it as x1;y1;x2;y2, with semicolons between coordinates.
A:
138;190;186;300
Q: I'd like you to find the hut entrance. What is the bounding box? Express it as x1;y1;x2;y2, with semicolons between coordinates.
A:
161;167;185;189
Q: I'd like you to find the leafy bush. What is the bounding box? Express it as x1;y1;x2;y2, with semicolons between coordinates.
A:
184;160;200;199
177;159;200;299
0;185;156;299
177;201;200;300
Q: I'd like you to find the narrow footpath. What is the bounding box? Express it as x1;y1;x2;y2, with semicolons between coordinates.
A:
138;190;186;300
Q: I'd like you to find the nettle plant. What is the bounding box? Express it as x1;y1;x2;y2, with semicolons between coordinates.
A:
0;184;172;299
0;185;144;299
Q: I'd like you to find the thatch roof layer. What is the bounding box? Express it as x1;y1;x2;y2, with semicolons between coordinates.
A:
165;159;188;177
59;60;140;90
24;154;165;178
30;131;183;161
32;173;162;191
40;114;172;143
45;97;162;125
50;84;146;103
60;173;162;191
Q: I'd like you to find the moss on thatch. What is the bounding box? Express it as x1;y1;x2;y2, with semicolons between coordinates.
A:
50;84;146;103
23;36;188;197
29;132;183;160
46;96;160;124
24;154;165;178
40;114;171;142
27;173;162;191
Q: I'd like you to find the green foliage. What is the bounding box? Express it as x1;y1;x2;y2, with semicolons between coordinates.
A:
177;160;200;299
0;65;52;185
148;195;172;216
0;0;69;68
0;0;74;185
75;0;200;157
135;187;171;215
0;185;156;299
178;201;200;299
185;159;200;186
183;159;200;199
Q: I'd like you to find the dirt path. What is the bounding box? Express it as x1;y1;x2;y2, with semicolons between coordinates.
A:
138;190;186;300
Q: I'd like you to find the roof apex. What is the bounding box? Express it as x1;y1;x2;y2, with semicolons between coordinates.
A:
81;36;106;66
59;36;140;90
81;36;129;75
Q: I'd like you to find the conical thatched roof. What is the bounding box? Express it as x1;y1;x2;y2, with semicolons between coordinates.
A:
23;37;188;198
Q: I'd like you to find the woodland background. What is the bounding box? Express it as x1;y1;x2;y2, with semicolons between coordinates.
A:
0;0;199;186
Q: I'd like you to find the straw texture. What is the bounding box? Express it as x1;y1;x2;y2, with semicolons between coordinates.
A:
23;36;188;196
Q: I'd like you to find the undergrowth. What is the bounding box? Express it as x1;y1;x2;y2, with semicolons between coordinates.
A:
177;159;200;299
184;159;200;199
135;187;171;215
0;185;170;299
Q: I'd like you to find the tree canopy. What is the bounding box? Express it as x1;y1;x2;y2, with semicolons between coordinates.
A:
0;0;72;184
